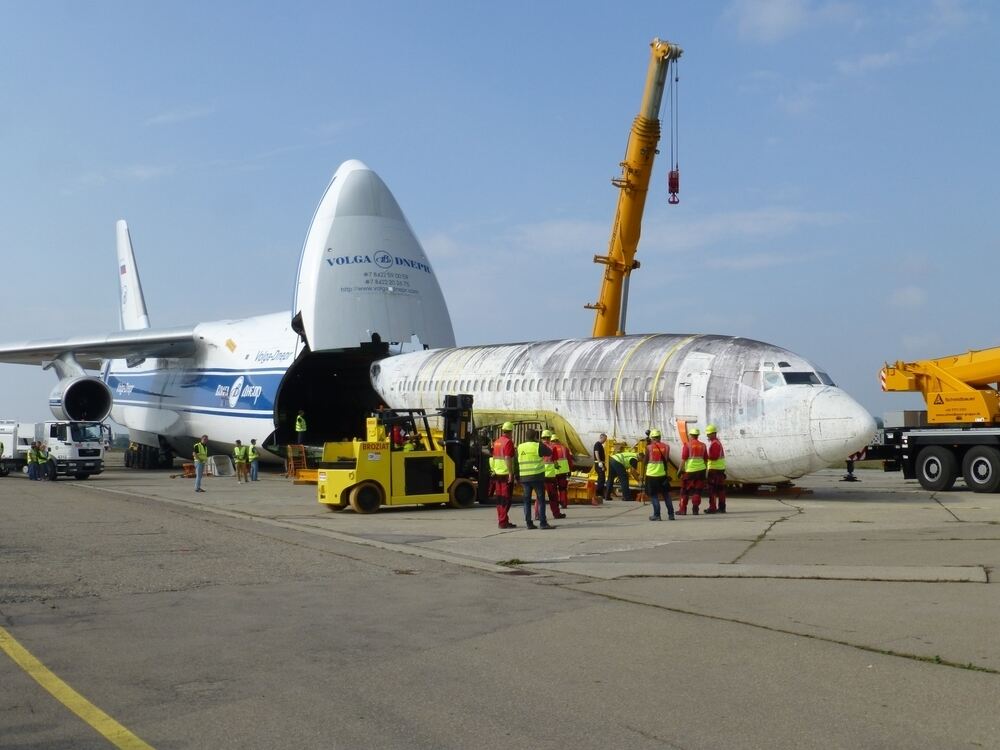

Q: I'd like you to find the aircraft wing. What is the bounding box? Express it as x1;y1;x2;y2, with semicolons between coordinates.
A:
0;326;197;369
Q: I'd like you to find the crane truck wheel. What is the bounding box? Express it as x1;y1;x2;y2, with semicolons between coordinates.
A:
961;446;1000;493
916;446;957;492
448;479;477;509
349;482;384;514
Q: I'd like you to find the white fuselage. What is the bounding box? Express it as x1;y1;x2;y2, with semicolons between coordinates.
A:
371;334;877;483
104;312;300;460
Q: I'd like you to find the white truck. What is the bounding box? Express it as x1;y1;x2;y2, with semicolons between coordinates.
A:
0;420;105;480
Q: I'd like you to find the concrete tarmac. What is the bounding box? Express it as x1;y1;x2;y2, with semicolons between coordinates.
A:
1;464;998;749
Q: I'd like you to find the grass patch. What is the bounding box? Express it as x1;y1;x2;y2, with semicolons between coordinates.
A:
498;558;526;567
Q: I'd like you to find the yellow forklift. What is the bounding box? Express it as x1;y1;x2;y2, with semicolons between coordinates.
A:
317;395;478;513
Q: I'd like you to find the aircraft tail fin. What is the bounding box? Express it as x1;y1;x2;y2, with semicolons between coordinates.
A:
116;220;150;331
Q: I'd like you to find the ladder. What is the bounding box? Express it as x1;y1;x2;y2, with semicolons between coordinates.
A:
285;444;308;479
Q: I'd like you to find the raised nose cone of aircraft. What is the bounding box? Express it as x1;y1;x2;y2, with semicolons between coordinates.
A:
293;159;455;353
809;388;877;464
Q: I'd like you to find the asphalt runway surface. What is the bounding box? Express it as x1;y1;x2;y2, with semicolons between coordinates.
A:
2;464;999;749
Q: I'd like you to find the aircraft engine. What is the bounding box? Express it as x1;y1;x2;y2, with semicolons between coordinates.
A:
49;376;113;422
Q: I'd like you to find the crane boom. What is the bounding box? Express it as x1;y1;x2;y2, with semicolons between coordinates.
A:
881;346;1000;423
587;37;683;338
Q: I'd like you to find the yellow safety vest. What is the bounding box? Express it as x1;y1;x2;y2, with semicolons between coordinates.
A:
684;440;707;472
612;451;638;467
707;439;726;471
193;442;208;463
490;436;513;476
295;415;307;432
248;445;259;461
517;441;544;478
233;446;248;463
552;444;570;474
25;449;35;465
645;441;668;477
543;442;557;478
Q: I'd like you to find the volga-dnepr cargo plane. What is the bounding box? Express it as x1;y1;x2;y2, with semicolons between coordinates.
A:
0;160;875;479
0;160;456;465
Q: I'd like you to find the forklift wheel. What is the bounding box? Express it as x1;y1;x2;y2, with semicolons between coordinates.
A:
448;479;476;509
349;482;384;514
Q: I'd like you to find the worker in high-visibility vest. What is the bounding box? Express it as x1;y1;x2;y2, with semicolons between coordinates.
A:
193;435;209;492
295;411;307;444
538;430;564;520
233;439;250;483
605;445;638;502
248;439;260;481
25;441;37;481
517;428;554;529
550;432;572;512
645;429;674;521
678;428;707;515
704;424;727;514
36;443;50;480
490;422;517;529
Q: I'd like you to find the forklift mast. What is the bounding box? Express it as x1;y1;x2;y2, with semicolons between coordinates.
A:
440;393;475;474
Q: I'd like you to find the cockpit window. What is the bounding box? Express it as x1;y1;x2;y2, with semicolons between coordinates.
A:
783;372;822;385
763;372;785;390
818;371;836;386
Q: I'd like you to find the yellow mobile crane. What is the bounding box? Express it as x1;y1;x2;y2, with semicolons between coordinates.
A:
872;346;1000;492
587;37;683;337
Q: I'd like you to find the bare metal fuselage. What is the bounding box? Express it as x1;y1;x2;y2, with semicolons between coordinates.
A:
371;334;876;483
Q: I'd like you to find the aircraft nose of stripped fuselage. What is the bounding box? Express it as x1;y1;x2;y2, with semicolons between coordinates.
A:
808;387;877;464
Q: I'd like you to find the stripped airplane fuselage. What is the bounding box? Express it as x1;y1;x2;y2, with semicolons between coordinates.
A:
371;334;876;483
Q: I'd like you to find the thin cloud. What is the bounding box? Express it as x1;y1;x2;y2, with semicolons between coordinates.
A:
60;164;176;195
706;252;804;271
652;207;843;252
889;286;927;309
837;51;900;75
725;0;860;43
122;164;176;181
902;332;941;353
144;105;215;126
426;208;842;273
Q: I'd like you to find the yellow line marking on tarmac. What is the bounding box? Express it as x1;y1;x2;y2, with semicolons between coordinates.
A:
0;625;155;749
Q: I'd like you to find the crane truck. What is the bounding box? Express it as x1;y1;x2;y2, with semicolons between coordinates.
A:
586;37;683;337
869;347;1000;492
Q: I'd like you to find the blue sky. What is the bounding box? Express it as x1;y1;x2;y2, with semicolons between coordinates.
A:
1;0;997;422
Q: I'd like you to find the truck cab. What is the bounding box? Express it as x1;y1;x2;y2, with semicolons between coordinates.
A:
0;420;105;479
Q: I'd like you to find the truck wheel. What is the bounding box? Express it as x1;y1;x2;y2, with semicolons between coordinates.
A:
916;446;957;491
349;482;384;514
961;446;1000;493
448;479;477;509
74;473;90;480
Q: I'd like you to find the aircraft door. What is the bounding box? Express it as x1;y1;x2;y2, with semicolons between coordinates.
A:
674;352;714;427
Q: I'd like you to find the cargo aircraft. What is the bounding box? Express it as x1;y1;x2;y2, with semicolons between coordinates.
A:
0;160;875;480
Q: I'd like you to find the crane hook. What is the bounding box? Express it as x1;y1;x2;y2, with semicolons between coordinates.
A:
667;168;680;205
